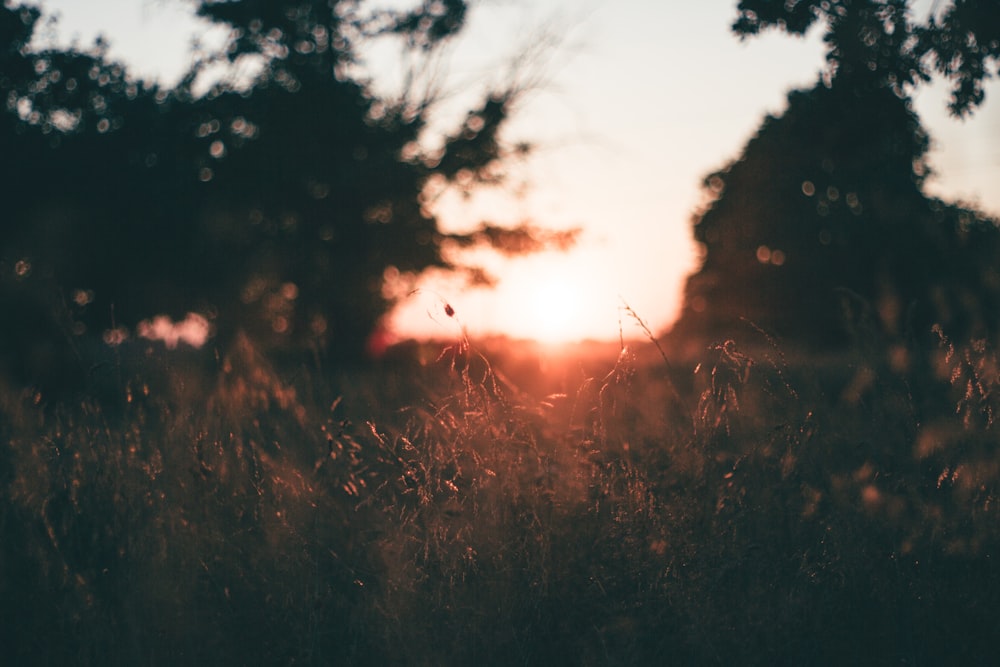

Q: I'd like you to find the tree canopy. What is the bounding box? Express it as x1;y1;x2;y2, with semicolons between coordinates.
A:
670;0;1000;357
733;0;1000;115
0;0;575;392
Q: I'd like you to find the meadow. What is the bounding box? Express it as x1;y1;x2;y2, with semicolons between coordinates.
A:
2;323;999;665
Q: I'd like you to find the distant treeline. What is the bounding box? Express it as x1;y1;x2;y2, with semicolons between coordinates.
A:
0;0;574;392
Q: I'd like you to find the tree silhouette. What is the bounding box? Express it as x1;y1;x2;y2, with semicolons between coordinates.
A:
670;0;1000;354
732;0;1000;115
919;0;1000;115
0;1;576;392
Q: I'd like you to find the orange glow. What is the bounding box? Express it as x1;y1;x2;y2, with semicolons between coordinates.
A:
386;246;682;345
137;313;210;349
30;0;1000;350
528;278;585;344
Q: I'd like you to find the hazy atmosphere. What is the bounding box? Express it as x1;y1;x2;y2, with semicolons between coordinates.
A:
4;1;1000;664
33;0;1000;342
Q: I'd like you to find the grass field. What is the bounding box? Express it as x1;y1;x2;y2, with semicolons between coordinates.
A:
2;325;999;665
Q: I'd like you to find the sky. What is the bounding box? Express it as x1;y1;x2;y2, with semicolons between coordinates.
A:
29;0;1000;344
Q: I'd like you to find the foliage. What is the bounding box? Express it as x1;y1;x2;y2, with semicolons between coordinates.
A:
733;0;1000;115
0;0;577;393
2;327;1000;664
671;0;1000;358
919;0;1000;115
672;79;1000;351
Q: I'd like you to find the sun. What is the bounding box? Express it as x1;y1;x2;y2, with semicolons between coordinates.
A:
529;278;585;344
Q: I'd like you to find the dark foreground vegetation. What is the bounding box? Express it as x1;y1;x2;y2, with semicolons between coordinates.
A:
3;0;999;662
2;326;999;666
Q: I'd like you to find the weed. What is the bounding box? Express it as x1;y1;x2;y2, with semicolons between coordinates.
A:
2;323;1000;664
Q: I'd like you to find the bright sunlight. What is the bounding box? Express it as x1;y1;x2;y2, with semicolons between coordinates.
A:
529;278;585;343
388;249;636;344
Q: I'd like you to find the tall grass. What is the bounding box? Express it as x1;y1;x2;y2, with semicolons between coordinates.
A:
2;324;999;665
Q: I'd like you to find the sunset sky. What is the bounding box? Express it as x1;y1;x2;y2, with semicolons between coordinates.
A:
33;0;1000;344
